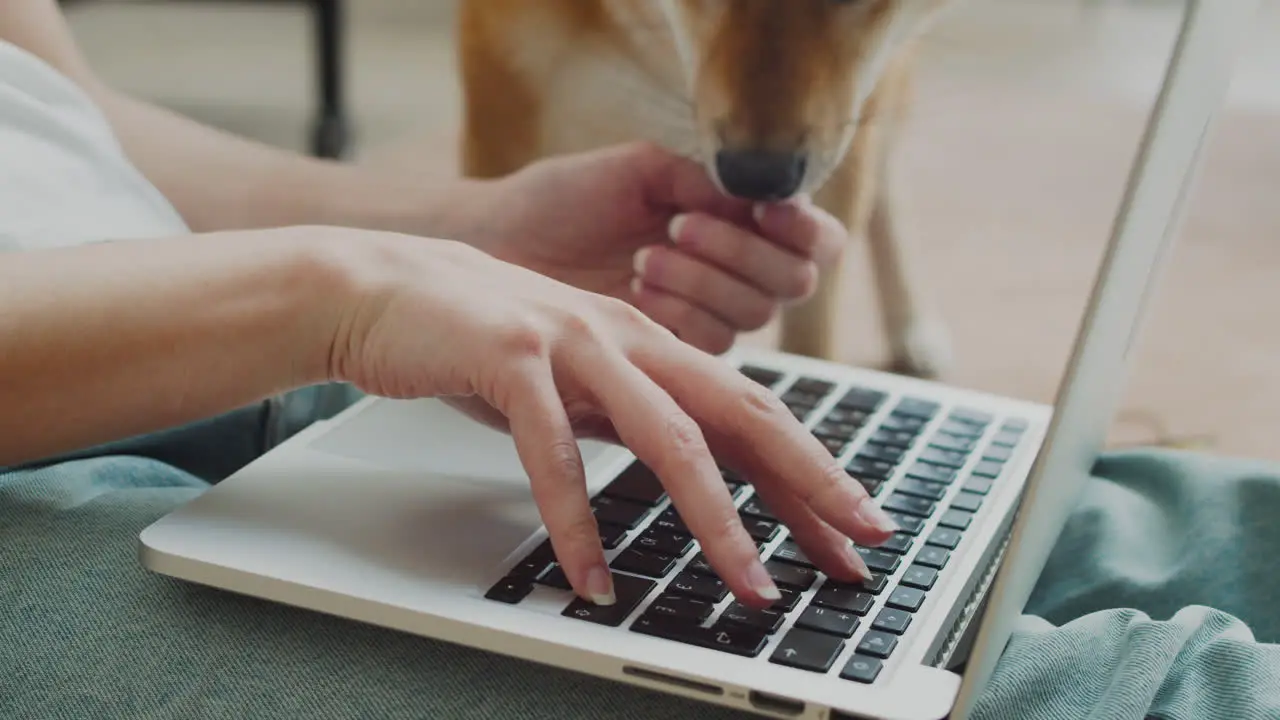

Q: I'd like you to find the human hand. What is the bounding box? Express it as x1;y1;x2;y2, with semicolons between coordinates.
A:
467;142;847;354
327;234;896;609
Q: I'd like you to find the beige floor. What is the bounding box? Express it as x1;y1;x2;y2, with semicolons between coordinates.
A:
64;0;1280;460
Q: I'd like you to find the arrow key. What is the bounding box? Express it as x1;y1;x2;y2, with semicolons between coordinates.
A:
631;614;768;657
561;573;657;627
769;628;846;673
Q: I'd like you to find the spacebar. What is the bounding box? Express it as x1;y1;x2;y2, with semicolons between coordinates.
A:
631;614;768;657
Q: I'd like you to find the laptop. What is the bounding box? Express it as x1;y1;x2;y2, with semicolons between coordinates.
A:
137;2;1256;718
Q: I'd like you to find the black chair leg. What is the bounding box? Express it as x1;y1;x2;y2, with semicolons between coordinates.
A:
310;0;350;159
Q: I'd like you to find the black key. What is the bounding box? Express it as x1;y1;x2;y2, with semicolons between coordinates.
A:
791;377;835;396
901;564;939;591
1002;417;1030;432
963;476;995;495
881;533;914;555
632;614;768;657
825;407;873;427
915;546;950;570
719;603;786;634
872;608;913;635
896;478;947;501
508;554;555;582
929;433;979;454
869;428;918;449
887;586;927;612
538;565;572;590
971;460;1004;479
939;508;974;531
769;628;846;673
882;493;937;519
668;569;729;603
858;443;906;465
562;573;657;627
765;560;818;591
859;477;886;498
854;547;902;574
885;512;926;536
856;630;899;659
602;463;667;507
917;447;969;469
990;429;1023;448
740;365;783;387
894;397;940;420
951;491;984;513
599;523;628;550
927;528;963;550
789;405;814;422
906;462;957;485
796;605;861;638
647;593;716;623
948;407;994;427
633;527;694;558
743;517;781;543
820;436;850;457
848;457;894;481
774;588;803;612
880;413;928;434
738;497;778;523
936;419;984;439
813;420;860;441
485;578;534;604
838;387;887;412
611;548;678;579
861;573;889;595
811;584;876;615
684;552;717;577
650;511;688;536
771;540;814;569
781;390;825;411
591;496;651;530
983;445;1013;463
840;655;883;684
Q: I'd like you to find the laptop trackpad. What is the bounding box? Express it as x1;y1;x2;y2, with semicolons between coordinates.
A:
276;398;616;591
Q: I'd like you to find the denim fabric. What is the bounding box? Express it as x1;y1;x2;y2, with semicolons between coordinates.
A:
2;398;1278;720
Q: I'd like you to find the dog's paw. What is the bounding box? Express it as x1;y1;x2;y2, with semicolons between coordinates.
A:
887;317;953;380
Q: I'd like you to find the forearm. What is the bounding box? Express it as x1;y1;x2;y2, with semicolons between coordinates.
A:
0;228;347;467
88;86;490;238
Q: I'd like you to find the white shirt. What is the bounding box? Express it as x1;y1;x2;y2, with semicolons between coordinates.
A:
0;40;187;252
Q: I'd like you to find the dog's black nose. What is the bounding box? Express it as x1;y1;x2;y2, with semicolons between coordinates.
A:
714;149;807;201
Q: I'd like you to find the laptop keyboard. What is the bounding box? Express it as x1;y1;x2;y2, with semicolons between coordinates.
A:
484;363;1030;685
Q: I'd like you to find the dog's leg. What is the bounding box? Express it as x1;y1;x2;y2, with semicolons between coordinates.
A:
457;8;543;179
864;131;953;379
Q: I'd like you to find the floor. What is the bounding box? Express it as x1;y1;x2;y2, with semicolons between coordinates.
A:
63;0;1280;461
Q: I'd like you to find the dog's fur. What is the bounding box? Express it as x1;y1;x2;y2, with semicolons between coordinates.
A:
456;0;953;377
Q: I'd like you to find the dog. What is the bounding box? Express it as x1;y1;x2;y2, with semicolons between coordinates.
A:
455;0;953;378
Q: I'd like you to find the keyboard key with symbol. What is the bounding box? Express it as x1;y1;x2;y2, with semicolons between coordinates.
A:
719;603;786;634
858;443;906;465
950;491;984;513
795;605;861;638
929;433;978;454
484;579;534;604
906;462;957;485
939;509;974;531
771;540;814;568
838;387;887;412
841;656;883;684
848;457;894;481
811;584;876;615
856;630;898;659
983;445;1013;463
881;413;928;434
631;615;768;657
765;560;818;591
739;365;783;387
646;593;716;623
882;493;937;519
738;497;777;523
610;548;677;578
743;517;781;543
590;496;651;530
769;628;846;673
601;463;667;506
927;528;963;550
872;608;913;635
887;586;926;612
971;460;1004;479
562;573;657;627
917;447;969;469
854;547;901;574
896;478;947;501
915;547;950;569
894;398;939;420
885;513;926;535
964;477;995;495
881;533;914;555
901;565;939;590
667;569;729;603
948;408;994;427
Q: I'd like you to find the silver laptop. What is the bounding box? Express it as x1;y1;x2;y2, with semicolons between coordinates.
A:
138;3;1255;718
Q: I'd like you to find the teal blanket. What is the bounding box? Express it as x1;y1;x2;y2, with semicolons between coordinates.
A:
3;397;1279;719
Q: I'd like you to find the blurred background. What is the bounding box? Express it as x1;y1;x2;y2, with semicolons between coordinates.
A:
61;0;1280;460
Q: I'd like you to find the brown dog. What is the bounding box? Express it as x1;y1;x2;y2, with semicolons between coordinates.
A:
456;0;953;377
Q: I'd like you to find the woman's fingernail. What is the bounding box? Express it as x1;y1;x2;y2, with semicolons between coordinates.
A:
857;500;899;534
633;247;651;276
752;203;767;225
847;544;873;580
668;214;688;242
745;560;782;602
630;276;643;296
586;565;616;606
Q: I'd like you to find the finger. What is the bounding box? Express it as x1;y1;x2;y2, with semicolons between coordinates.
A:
630;280;737;355
753;196;847;265
634;342;899;548
565;340;782;607
502;360;615;606
634;243;777;331
748;481;871;583
623;142;754;223
665;213;820;303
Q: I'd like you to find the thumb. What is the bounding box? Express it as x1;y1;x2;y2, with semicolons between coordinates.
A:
620;142;754;223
